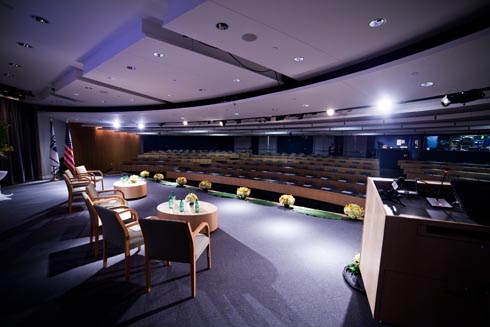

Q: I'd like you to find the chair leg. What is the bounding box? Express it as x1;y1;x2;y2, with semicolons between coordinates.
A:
68;196;73;213
191;259;197;298
101;179;104;190
207;244;212;269
145;255;151;293
94;228;99;257
124;246;131;281
103;240;108;268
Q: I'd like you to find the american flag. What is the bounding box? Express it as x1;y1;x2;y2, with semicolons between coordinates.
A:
64;123;75;173
49;119;60;175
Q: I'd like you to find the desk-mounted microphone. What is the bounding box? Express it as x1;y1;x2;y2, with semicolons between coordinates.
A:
426;169;452;208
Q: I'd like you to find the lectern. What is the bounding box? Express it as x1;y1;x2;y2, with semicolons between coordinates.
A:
360;177;490;326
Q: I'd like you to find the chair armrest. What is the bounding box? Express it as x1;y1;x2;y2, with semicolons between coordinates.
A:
93;196;125;205
192;222;210;238
125;221;139;228
87;169;104;176
116;208;139;221
98;189;125;198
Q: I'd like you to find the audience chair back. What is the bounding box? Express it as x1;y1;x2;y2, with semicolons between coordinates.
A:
139;217;211;297
86;183;127;206
76;165;104;189
94;205;144;281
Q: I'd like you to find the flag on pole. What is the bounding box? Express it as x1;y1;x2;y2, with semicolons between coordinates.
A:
49;119;60;176
64;123;76;173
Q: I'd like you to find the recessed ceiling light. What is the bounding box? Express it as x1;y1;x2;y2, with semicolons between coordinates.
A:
420;81;434;87
326;109;335;116
100;100;106;103
17;42;33;48
130;98;135;102
126;65;136;70
242;33;258;42
369;18;386;28
8;62;21;68
167;94;173;97
234;112;240;116
233;78;241;83
216;22;229;30
198;88;206;92
293;56;304;62
31;15;49;24
153;52;164;57
302;104;309;107
73;93;79;96
84;86;93;90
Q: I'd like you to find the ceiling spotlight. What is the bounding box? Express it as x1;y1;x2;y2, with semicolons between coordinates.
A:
113;121;120;129
17;42;33;48
183;120;188;126
31;15;49;24
440;89;485;107
216;22;229;30
153;52;164;57
326;109;335;116
138;123;145;129
8;62;21;68
369;18;386;28
293;56;304;62
219;121;226;127
420;81;434;87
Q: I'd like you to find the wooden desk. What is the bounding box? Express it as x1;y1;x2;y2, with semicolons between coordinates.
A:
360;177;490;326
156;201;218;232
113;180;147;199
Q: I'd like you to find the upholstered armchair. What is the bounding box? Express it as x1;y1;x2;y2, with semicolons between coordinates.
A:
63;170;92;213
76;165;104;190
139;217;211;297
82;193;132;257
85;183;127;207
93;205;144;281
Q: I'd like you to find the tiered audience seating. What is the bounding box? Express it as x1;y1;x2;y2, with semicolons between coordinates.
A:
398;160;490;182
119;151;380;207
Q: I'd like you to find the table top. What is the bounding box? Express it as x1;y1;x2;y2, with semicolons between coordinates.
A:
157;200;217;216
113;180;147;187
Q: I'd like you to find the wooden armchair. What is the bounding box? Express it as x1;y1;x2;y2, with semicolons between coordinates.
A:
139;217;211;297
85;183;127;207
63;170;92;213
82;193;133;257
93;205;144;281
76;165;104;190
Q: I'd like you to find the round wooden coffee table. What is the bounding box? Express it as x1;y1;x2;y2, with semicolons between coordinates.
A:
113;180;147;199
156;201;218;232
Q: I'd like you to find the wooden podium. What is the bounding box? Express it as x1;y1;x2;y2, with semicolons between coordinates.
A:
360;177;490;326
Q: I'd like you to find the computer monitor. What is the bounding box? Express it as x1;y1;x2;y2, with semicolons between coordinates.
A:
451;180;490;225
396;179;418;196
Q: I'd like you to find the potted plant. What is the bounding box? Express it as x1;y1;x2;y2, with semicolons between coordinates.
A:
279;194;295;208
199;180;212;191
343;204;364;219
153;173;164;181
185;192;198;205
342;252;365;293
176;176;187;187
236;187;251;199
140;170;150;178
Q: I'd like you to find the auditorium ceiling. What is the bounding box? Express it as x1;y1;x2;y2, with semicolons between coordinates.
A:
1;0;490;136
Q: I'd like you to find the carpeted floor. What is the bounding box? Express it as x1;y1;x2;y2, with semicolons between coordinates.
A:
0;176;386;326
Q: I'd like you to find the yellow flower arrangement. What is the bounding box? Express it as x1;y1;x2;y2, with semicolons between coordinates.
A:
140;170;150;178
0;120;13;158
199;180;212;190
176;176;187;186
343;204;365;219
153;173;164;181
279;194;295;207
129;175;139;183
185;192;198;204
236;186;251;199
347;253;361;275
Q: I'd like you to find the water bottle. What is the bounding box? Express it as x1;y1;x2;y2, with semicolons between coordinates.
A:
168;194;174;209
171;191;175;202
179;199;184;213
194;199;200;213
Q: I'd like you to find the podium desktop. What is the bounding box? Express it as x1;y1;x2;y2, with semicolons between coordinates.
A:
360;177;490;327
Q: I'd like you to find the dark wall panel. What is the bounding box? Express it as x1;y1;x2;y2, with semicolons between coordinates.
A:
142;135;234;152
277;136;313;154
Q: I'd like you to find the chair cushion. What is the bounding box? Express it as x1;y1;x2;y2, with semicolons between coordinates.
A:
194;234;209;259
76;165;88;174
128;227;144;248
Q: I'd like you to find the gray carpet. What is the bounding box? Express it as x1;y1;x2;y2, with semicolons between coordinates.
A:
0;176;384;326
